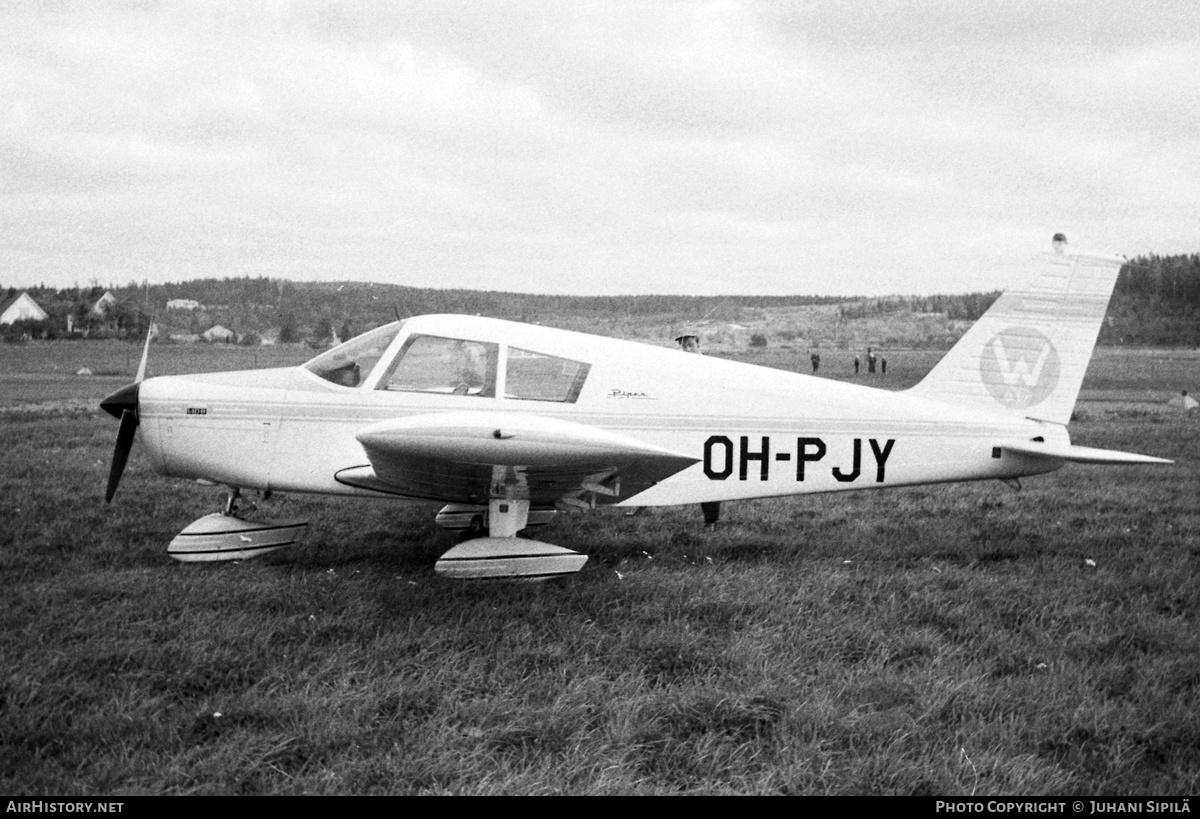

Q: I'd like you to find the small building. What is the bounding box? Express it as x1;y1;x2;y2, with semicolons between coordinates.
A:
202;324;237;343
0;292;49;325
90;291;117;317
167;298;202;311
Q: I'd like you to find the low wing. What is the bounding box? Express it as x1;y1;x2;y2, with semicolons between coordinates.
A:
334;411;698;506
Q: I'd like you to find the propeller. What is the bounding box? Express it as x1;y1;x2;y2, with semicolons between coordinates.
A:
102;329;152;502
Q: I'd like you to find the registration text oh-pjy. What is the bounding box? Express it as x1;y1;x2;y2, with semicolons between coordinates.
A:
703;435;895;483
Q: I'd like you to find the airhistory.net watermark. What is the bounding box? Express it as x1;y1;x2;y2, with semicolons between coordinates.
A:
6;803;123;813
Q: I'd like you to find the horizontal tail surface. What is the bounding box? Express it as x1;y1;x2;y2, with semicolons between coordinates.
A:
906;236;1124;425
1002;440;1171;465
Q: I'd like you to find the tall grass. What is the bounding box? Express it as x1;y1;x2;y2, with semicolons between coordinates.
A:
1;349;1197;794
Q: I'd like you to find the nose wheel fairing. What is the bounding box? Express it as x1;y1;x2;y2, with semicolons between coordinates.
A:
166;512;309;562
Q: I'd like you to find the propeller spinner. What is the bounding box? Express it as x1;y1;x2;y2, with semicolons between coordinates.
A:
102;329;152;502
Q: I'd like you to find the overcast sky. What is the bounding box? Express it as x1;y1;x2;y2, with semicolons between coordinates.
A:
2;1;1197;297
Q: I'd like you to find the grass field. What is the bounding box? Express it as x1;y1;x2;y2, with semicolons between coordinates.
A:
2;341;1198;795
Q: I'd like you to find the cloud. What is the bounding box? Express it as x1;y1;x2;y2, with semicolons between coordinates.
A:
1;1;1197;295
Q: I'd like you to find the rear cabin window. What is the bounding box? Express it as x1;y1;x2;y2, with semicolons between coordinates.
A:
506;348;590;403
377;335;499;397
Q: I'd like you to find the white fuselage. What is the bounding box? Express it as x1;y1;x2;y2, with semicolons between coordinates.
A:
135;315;1065;506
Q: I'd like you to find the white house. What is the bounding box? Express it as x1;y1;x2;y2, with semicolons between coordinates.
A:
90;291;117;316
0;292;49;325
167;298;202;310
202;324;237;343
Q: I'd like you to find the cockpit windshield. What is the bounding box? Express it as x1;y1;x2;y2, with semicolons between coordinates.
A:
304;322;404;387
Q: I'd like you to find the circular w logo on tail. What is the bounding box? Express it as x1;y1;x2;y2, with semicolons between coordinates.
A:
980;327;1060;409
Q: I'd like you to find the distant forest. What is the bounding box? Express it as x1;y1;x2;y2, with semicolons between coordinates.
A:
1100;253;1200;346
4;252;1198;346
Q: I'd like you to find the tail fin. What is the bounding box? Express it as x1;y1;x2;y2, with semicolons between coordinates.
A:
906;235;1124;425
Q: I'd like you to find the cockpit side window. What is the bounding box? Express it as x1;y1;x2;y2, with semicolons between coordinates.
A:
377;334;499;397
304;322;403;387
506;347;590;403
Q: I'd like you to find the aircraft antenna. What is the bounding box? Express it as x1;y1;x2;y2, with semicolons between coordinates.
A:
699;296;732;324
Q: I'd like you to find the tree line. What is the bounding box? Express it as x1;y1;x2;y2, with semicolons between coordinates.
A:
1099;254;1200;346
5;253;1198;346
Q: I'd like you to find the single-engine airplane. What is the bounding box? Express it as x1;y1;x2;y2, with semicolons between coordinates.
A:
102;235;1171;578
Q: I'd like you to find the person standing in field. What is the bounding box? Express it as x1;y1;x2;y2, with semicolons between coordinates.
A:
675;330;702;353
627;329;715;520
867;347;877;374
676;330;721;528
810;351;820;374
854;354;860;375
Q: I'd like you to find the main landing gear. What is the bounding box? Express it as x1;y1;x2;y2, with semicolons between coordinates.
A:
433;499;587;581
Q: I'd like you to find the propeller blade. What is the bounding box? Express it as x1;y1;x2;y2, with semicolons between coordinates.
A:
135;326;151;383
106;408;139;503
102;328;152;503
